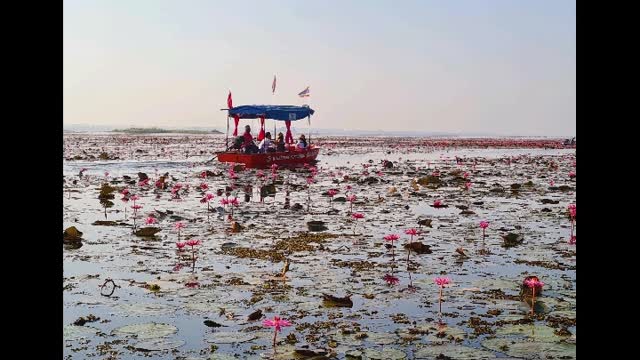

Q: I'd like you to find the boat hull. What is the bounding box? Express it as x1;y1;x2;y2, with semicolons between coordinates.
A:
217;147;319;168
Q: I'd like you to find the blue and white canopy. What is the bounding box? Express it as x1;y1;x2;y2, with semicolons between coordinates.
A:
228;105;314;121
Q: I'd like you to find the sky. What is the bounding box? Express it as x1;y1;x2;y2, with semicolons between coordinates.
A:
64;0;576;136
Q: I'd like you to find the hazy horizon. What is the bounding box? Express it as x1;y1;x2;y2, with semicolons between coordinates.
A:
64;0;576;136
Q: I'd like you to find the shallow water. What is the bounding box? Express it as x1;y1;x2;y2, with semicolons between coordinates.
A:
63;134;576;359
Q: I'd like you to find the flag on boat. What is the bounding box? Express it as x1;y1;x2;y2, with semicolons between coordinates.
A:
227;91;233;108
272;75;276;94
298;86;310;97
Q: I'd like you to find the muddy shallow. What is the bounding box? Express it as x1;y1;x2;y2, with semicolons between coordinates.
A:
63;134;576;359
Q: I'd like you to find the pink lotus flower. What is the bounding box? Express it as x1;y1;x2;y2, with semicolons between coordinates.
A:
569;171;576;178
434;277;450;287
384;234;400;242
480;221;489;229
104;171;109;177
200;193;214;204
352;213;364;219
567;204;576;219
185;239;201;247
263;316;291;332
345;185;352;192
200;182;209;191
463;172;469;179
569;235;576;244
434;277;450;314
145;216;157;225
524;276;543;315
130;195;140;202
138;178;150;186
121;188;130;195
200;171;208;178
327;189;338;197
549;180;555;186
174;222;186;230
384;234;400;255
376;171;383;177
383;274;400;286
121;196;129;203
185;281;199;288
256;170;265;178
230;198;239;206
347;195;357;202
270;163;279;172
220;198;230;206
405;228;418;254
176;242;186;250
263;316;292;348
464;182;472;190
433;199;443;207
524;278;544;289
405;228;418;236
131;204;143;211
155;179;164;189
306;177;314;185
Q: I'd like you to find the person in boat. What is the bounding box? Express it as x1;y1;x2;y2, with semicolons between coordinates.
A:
275;132;286;152
229;136;244;151
258;132;275;153
242;125;259;154
297;134;308;149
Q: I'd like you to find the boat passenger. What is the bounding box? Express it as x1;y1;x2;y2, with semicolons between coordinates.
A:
258;132;275;153
297;134;308;149
243;125;258;154
275;132;286;152
229;136;244;150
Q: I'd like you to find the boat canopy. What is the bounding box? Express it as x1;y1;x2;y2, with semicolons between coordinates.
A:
228;105;314;121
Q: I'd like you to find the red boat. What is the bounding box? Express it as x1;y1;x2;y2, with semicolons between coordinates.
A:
217;104;318;168
217;146;320;168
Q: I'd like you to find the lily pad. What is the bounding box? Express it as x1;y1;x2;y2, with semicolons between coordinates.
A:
146;280;184;292
422;324;467;343
114;303;175;316
135;227;162;237
64;325;99;341
113;323;178;339
206;355;239;360
364;331;397;345
482;338;576;359
547;310;576;319
472;278;519;291
414;344;496;359
496;324;561;342
362;348;406;359
134;338;185;351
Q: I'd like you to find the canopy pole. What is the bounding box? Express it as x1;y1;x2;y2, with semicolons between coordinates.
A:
226;116;229;150
308;115;311;147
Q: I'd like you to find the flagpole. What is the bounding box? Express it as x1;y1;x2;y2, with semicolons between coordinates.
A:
273;75;276;144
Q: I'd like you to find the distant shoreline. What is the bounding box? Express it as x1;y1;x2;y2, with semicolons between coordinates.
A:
111;127;223;134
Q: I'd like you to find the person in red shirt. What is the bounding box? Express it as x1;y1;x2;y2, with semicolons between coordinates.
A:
242;125;258;153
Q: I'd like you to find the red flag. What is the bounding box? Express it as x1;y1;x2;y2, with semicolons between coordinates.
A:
272;75;276;94
227;91;233;109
